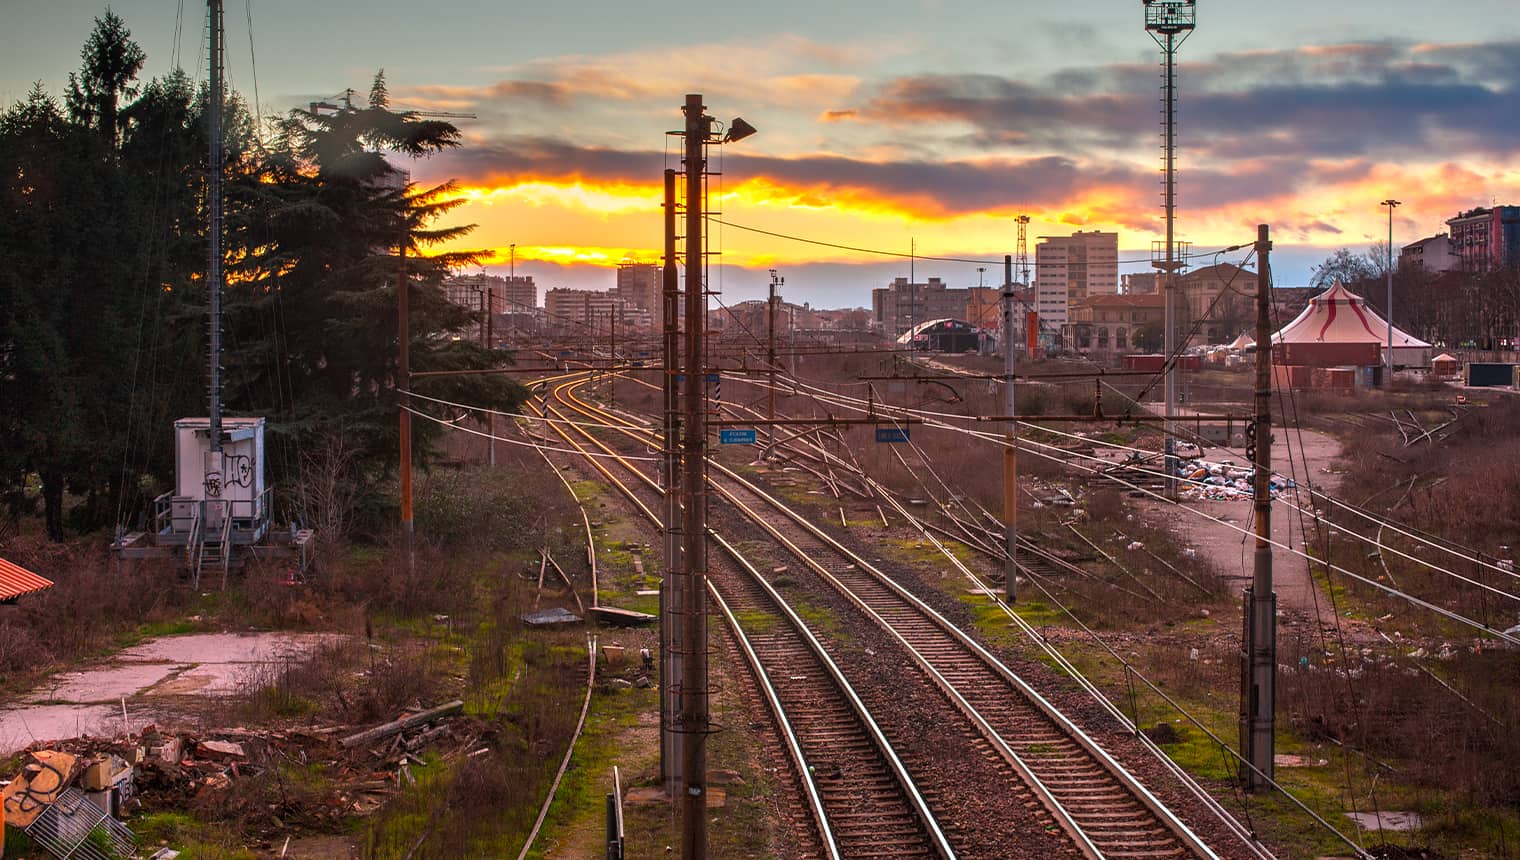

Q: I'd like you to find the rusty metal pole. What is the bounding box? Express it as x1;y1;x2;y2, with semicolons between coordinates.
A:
1243;223;1276;790
1002;254;1018;603
766;271;779;456
679;93;710;860
398;239;414;569
660;168;683;797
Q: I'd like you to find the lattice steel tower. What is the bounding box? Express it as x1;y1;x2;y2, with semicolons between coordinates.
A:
1144;0;1194;500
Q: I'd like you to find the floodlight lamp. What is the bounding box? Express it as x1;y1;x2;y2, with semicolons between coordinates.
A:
1144;0;1196;34
723;117;757;144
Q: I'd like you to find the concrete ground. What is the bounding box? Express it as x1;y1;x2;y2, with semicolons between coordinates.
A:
0;632;341;754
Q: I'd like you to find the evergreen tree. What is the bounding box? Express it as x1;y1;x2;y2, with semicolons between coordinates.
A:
65;10;147;146
231;73;525;528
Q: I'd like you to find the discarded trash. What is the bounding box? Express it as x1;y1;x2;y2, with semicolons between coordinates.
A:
1173;456;1296;501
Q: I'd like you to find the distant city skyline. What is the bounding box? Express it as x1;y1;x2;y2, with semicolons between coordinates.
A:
7;1;1520;307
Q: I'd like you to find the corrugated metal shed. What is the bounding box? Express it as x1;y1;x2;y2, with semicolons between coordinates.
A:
0;557;54;602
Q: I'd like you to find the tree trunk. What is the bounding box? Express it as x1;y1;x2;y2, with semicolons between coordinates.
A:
42;467;65;542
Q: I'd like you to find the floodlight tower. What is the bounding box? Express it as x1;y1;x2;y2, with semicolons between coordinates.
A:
1144;0;1194;500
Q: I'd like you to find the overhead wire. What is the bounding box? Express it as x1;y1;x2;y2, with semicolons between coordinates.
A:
743;369;1518;605
708;374;1349;856
717;370;1520;644
710;217;1251;269
403;405;659;461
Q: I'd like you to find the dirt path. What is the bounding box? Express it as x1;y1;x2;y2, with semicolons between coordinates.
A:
1139;427;1345;623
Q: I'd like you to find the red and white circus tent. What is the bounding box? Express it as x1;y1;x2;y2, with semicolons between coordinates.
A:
1271;281;1431;367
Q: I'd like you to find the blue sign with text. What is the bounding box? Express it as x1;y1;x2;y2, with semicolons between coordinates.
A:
720;428;757;445
875;427;910;444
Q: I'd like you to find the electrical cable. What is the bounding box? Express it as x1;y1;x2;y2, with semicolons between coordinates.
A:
710;217;1250;269
405;386;658;433
402;405;659;461
720;370;1520;643
746;369;1519;603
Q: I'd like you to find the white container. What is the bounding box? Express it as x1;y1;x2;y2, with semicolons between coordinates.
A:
173;417;266;525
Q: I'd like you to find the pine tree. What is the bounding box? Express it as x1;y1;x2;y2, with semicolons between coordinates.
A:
64;10;146;147
230;72;525;528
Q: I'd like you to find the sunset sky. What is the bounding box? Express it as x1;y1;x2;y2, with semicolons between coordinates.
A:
7;1;1520;306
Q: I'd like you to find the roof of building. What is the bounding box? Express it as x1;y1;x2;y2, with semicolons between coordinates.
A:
1181;262;1254;282
1071;294;1166;309
1401;233;1449;252
0;557;53;603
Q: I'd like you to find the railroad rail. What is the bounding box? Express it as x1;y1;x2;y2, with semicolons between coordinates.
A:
528;373;956;860
551;375;1219;860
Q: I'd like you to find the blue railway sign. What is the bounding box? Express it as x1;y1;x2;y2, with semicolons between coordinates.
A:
720;428;757;445
875;427;910;444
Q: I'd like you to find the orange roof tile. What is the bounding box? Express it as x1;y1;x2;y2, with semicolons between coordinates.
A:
0;557;54;602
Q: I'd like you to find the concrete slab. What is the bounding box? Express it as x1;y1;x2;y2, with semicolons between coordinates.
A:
33;663;182;704
1346;811;1423;832
0;704;121;753
0;632;345;755
118;632;335;664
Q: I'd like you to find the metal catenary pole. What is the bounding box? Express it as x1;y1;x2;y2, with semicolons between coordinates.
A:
660;168;684;797
398;237;414;567
766;270;780;455
483;284;496;466
1243;222;1276;790
1382;198;1400;380
679;93;711;860
1002;254;1018;603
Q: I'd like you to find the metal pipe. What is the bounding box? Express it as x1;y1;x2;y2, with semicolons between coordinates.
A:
1002;254;1018;603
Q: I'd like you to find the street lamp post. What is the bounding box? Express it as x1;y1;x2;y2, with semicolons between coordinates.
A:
1381;199;1400;380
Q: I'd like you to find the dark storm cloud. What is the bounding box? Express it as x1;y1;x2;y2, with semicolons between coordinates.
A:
838;40;1520;160
424;134;1325;219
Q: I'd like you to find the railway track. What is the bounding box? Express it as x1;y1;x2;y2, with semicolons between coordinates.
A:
550;375;1219;860
527;373;956;859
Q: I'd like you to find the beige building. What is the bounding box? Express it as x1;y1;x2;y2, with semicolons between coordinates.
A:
500;275;536;310
871;277;973;335
615;262;660;313
1178;263;1254;344
444;274;507;315
543;287;652;333
1067;293;1165;354
1035;231;1119;339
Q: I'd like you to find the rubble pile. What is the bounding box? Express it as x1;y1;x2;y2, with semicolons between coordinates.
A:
2;700;470;858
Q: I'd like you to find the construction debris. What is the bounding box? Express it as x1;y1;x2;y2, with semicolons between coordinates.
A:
2;700;474;858
339;699;465;749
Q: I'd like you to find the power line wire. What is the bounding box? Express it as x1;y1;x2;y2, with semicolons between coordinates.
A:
710;217;1249;268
